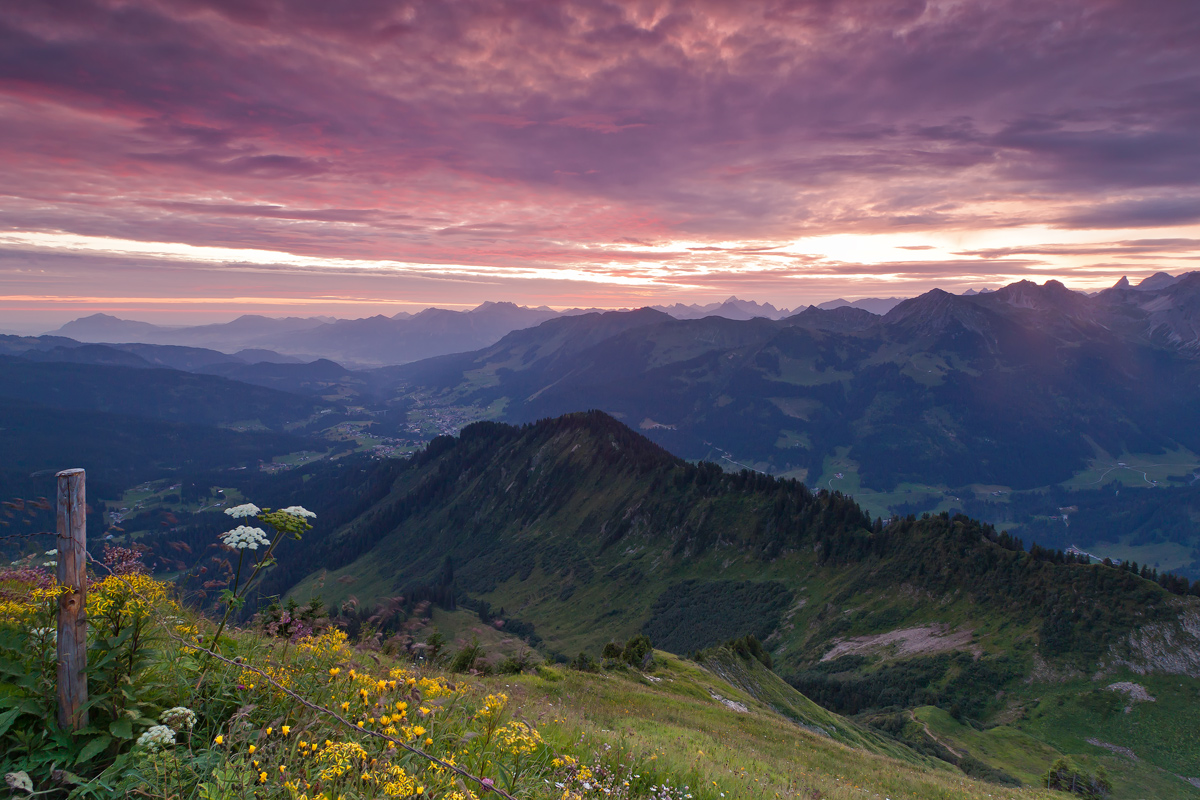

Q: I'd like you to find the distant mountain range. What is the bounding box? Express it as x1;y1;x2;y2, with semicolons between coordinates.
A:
648;295;908;318
44;305;546;367
48;303;570;367
46;296;909;366
380;272;1200;493
30;271;1200;495
815;296;907;314
11;271;1200;582
651;296;794;319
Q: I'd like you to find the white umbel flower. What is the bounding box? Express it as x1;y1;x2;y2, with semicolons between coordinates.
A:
279;505;316;518
224;503;261;518
160;706;196;730
219;526;270;550
137;725;176;751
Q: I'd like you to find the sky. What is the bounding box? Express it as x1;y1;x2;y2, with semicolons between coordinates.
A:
2;0;1200;330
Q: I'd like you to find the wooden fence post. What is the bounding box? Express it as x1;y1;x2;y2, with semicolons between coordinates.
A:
56;468;88;731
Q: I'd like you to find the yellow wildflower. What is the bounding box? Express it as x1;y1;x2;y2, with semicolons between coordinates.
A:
474;693;508;722
362;763;419;797
497;722;542;756
317;741;369;780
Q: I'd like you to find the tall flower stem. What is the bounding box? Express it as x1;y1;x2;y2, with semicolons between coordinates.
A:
194;525;290;690
194;505;313;691
230;527;288;603
204;549;245;654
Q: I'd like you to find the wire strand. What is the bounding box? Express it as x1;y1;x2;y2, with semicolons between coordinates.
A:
0;529;55;543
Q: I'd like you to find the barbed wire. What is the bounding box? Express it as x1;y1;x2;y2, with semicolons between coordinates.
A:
83;551;519;800
0;529;55;543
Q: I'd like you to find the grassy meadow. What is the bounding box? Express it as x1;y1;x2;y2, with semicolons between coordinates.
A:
0;561;1068;800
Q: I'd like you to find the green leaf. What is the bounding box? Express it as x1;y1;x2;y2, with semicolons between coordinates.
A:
79;693;113;714
0;696;39;713
74;735;112;765
0;659;27;678
108;718;133;740
87;649;123;671
0;707;25;738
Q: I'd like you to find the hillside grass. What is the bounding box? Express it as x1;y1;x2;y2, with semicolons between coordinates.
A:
914;703;1200;800
912;706;1058;785
506;652;1058;800
693;646;921;762
1020;672;1200;779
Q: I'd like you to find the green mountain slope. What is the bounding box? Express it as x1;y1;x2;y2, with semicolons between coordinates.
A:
0;356;329;430
694;643;917;760
269;411;1200;796
0;396;323;511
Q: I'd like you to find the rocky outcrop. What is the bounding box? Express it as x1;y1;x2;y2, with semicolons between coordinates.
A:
1107;601;1200;677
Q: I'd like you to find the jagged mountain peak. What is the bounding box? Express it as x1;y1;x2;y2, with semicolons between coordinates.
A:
881;287;961;322
983;279;1092;316
1139;271;1191;292
784;304;879;333
880;288;1006;353
470;300;521;312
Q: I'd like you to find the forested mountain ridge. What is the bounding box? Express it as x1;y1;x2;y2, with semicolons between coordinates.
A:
271;411;1199;670
0;354;340;519
0;356;328;430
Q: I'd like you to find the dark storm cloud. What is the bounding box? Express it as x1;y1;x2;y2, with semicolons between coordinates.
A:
1056;198;1200;229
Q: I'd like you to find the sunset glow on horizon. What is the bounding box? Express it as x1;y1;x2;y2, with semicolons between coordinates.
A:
2;0;1199;330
